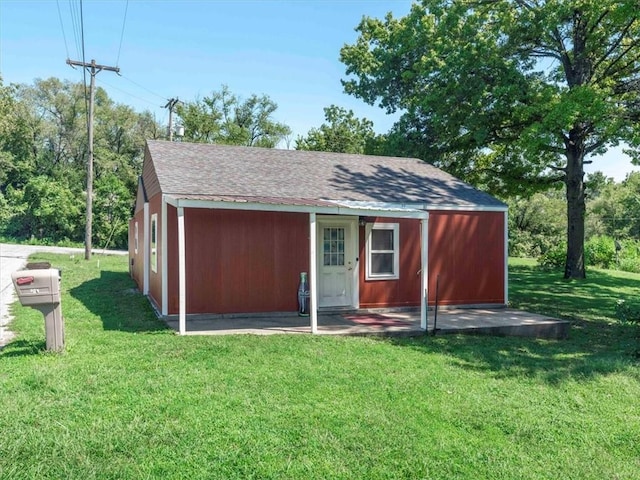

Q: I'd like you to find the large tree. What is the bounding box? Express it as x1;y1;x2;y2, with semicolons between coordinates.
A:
176;85;291;148
341;0;640;278
295;105;376;154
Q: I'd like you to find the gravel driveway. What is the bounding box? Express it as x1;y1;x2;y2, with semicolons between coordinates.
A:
0;243;126;347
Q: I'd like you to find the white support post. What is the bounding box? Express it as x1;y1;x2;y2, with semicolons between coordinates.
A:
177;207;186;335
309;212;318;334
504;210;509;306
143;202;149;295
420;215;429;330
161;197;168;316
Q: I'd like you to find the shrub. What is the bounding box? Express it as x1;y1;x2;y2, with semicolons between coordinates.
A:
619;257;640;274
585;235;616;268
615;299;640;323
538;242;566;268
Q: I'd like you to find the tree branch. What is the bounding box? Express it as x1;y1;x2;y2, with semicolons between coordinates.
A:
588;9;610;36
585;139;606;155
592;17;635;74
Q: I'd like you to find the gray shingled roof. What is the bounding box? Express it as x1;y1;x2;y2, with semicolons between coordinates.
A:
146;140;506;208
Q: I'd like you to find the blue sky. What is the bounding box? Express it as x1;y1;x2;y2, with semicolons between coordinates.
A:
0;0;636;181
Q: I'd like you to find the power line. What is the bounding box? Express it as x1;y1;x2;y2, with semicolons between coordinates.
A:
80;0;89;136
116;0;129;67
119;74;167;101
56;0;70;60
98;78;163;108
68;0;82;61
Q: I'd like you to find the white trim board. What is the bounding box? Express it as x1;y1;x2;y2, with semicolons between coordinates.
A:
164;195;506;214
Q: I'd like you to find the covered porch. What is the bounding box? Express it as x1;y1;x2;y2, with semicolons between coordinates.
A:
163;308;569;339
163;195;430;336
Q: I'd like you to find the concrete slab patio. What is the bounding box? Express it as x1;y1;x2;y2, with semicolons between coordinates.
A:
164;308;570;339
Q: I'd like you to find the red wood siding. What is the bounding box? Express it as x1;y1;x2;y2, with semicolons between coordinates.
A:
428;211;505;305
359;218;422;309
359;212;505;308
166;208;309;315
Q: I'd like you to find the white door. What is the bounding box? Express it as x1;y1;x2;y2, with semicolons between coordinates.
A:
317;219;356;307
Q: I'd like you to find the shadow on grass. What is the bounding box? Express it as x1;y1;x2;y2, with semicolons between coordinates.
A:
0;339;46;357
386;264;640;384
389;324;639;385
70;270;169;333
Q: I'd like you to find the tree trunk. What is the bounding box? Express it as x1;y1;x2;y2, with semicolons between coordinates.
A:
564;131;586;279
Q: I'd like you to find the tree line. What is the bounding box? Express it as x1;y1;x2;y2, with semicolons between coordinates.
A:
1;74;637;275
0;77;161;250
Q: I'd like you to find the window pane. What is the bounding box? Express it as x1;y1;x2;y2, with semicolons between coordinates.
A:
324;229;330;241
372;229;393;250
371;253;394;274
324;254;331;266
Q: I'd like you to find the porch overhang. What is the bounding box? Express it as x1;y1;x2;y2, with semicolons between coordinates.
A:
162;194;429;336
164;194;430;219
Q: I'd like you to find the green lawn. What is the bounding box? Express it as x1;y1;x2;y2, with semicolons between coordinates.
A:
1;254;639;479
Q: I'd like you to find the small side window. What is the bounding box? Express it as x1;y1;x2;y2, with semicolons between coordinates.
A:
134;222;139;255
151;214;158;273
366;223;399;280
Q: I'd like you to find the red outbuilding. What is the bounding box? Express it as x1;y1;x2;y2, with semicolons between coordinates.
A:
129;140;508;334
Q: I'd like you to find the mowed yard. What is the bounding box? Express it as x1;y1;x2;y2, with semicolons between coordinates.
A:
1;254;639;479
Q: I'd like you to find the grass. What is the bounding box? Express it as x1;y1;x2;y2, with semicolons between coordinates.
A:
1;254;639;479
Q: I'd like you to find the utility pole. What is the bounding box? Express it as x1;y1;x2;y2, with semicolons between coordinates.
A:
164;98;180;141
67;59;120;260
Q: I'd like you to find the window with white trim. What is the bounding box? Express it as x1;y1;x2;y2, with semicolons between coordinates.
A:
151;214;158;273
134;222;139;254
366;223;399;280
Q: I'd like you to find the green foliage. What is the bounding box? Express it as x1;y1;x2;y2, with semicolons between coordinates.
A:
0;77;162;247
0;190;10;230
296;105;375;154
617;239;640;273
536;235;640;273
93;174;133;249
586;171;640;239
619;256;640;274
508;190;566;258
176;85;291;148
585;235;616;268
615;299;640;323
538;242;567;269
7;176;83;242
512;172;640;274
